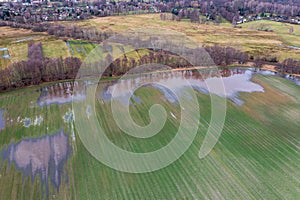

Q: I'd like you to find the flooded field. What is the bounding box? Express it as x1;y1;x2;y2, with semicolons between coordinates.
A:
35;67;300;109
1;131;70;198
98;68;264;106
37;82;87;107
39;68;266;107
0;67;299;199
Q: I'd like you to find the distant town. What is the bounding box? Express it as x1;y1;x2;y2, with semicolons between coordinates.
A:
0;0;299;25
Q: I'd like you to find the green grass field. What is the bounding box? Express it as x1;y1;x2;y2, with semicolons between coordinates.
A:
0;73;299;199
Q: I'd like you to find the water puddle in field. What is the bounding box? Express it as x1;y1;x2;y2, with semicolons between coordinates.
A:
98;82;141;106
13;36;41;43
1;130;70;198
250;68;300;86
97;68;264;105
0;109;5;131
63;109;74;123
284;74;300;86
37;82;87;106
21;116;43;128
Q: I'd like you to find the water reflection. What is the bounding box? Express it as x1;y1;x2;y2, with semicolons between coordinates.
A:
37;82;86;107
250;68;300;86
1;131;70;197
37;68;299;107
99;69;264;105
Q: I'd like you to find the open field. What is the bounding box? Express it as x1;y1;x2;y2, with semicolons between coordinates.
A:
72;14;300;61
241;20;300;46
0;27;70;69
0;71;299;199
241;20;300;60
1;14;300;70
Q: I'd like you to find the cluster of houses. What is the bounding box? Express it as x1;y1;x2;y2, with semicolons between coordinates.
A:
1;1;299;26
236;15;300;25
0;0;159;22
1;1;85;22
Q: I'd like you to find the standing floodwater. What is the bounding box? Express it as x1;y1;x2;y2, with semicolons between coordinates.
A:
1;130;71;198
36;68;299;107
0;109;5;131
97;68;264;106
37;82;87;107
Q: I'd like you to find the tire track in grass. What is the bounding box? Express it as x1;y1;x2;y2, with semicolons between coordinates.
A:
220;119;298;198
138;174;158;199
10;169;22;200
207;156;251;199
159;169;183;199
200;115;292;198
69;160;77;200
235;119;300;187
75;142;91;200
85;152;101;199
209;152;259;199
189;120;230;198
178;129;211;199
173;161;200;199
14;174;22;200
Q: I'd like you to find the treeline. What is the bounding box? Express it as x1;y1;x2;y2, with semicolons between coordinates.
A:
203;45;300;74
1;42;299;92
0;20;113;42
102;50;191;77
0;42;81;91
276;58;300;74
28;42;43;60
0;41;191;91
204;45;248;66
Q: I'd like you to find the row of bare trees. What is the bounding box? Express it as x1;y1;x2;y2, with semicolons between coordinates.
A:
0;42;81;91
204;45;248;66
0;20;113;43
276;58;300;74
1;42;299;92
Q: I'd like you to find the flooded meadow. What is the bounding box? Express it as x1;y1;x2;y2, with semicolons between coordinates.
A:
0;67;299;199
